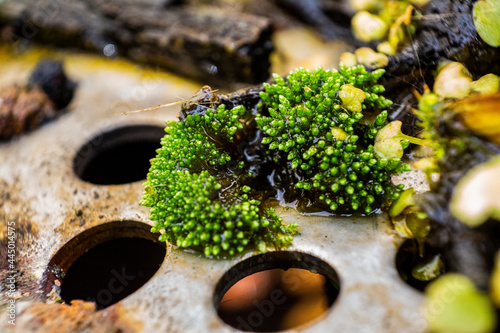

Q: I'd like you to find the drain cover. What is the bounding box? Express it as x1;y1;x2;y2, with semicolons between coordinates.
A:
0;52;427;332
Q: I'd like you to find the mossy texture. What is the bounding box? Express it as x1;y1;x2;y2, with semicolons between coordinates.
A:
141;104;297;257
257;65;407;214
143;65;410;257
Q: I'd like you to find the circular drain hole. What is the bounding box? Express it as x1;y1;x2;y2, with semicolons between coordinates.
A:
214;252;340;332
74;125;164;185
396;239;445;291
44;221;166;310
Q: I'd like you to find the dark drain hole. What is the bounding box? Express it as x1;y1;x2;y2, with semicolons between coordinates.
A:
74;125;164;185
215;252;340;332
60;237;166;310
396;239;445;292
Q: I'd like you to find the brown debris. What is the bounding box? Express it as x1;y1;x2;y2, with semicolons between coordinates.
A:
0;84;56;140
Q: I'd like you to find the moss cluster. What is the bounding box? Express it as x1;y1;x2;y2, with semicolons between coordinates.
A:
257;65;408;213
141;104;297;257
142;65;411;257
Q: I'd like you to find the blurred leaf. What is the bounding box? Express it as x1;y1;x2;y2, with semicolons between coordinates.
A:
434;62;472;99
388;5;415;51
471;74;500;95
425;273;497;333
450;155;500;227
354;47;389;69
473;0;500;47
492;254;500;307
452;94;500;143
352;11;388;42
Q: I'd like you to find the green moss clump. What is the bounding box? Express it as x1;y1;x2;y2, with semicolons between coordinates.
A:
142;65;414;257
256;65;409;213
141;104;297;257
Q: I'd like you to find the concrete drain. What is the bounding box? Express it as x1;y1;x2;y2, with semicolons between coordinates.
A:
0;56;429;332
44;221;166;310
73;125;165;185
214;251;340;332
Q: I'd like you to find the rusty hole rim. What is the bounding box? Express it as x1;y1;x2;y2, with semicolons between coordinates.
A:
213;251;341;332
43;220;166;309
73;124;165;185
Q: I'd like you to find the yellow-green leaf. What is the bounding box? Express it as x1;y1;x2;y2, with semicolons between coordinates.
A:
471;74;500;95
473;0;500;47
434;62;473;99
352;11;388;42
338;84;366;112
425;274;497;333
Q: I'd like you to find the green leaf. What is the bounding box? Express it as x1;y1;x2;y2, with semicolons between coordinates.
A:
425;274;497;333
411;254;444;281
473;0;500;47
389;188;415;217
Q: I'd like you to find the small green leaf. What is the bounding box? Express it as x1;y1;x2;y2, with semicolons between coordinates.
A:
389;188;416;217
411;254;444;281
473;0;500;47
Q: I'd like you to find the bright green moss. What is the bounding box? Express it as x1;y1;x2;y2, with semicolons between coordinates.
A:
256;65;407;214
143;65;413;256
141;103;297;258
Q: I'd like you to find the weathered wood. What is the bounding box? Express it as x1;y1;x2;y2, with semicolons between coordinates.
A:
0;0;273;86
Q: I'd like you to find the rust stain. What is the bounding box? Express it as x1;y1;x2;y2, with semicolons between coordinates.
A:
15;300;142;333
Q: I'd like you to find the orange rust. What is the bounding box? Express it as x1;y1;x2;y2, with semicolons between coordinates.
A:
18;300;142;333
